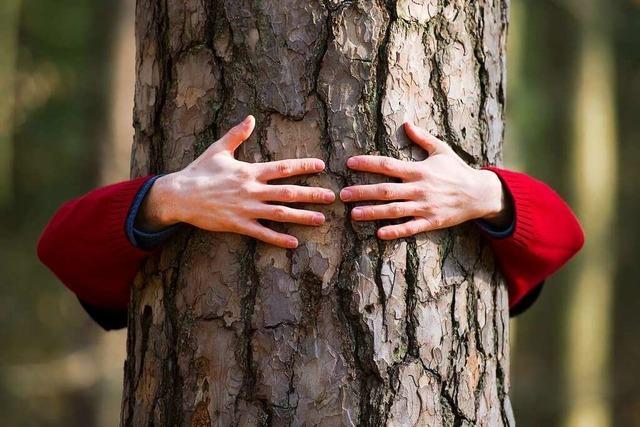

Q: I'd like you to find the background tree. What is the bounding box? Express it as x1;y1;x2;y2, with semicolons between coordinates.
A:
612;1;640;426
504;0;578;424
0;0;123;425
122;0;513;425
0;0;21;205
565;0;617;425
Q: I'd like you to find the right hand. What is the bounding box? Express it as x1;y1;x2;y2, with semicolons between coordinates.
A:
138;115;335;249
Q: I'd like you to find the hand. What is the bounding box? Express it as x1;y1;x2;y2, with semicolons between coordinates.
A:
340;122;512;240
139;115;335;249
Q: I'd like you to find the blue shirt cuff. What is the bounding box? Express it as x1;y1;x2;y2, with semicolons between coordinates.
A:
474;216;515;239
126;174;180;251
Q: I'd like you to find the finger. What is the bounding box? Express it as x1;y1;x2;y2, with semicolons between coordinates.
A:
346;156;416;179
258;185;335;204
350;202;417;221
255;205;326;226
340;183;419;202
217;115;255;153
256;158;325;181
240;221;299;249
377;218;432;240
403;122;448;155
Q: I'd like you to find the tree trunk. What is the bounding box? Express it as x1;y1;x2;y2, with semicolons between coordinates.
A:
0;0;21;205
122;1;513;425
565;0;616;425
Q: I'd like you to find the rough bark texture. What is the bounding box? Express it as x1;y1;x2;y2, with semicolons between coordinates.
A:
122;1;513;425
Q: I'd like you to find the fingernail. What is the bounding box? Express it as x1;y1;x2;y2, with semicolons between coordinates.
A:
315;160;325;170
324;191;336;202
352;208;363;219
313;213;325;225
287;237;299;248
340;189;352;201
346;158;357;168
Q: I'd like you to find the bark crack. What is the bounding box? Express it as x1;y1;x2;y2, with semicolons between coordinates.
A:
164;230;194;426
464;2;491;164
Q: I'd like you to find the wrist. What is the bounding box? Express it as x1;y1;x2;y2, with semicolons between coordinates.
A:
137;173;181;231
474;169;511;227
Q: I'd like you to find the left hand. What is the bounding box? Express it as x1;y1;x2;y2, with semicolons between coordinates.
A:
340;122;512;240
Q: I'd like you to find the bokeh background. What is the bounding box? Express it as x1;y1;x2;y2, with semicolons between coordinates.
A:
0;0;638;425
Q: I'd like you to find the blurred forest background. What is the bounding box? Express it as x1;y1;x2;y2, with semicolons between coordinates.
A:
0;0;638;425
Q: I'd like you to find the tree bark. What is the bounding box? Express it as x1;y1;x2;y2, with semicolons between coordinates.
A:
122;1;513;425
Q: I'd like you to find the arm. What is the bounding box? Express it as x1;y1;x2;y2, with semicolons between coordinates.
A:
37;176;155;328
340;122;585;315
475;167;585;313
38;115;336;329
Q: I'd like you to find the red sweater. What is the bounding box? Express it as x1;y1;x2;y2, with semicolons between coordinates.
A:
37;167;584;327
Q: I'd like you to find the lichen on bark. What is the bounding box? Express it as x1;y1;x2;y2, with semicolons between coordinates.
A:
122;1;514;426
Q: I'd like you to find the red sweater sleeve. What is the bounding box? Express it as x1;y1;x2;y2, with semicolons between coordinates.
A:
481;167;585;310
37;176;155;310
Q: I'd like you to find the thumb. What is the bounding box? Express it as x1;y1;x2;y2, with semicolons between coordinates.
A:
403;122;447;155
217;115;255;153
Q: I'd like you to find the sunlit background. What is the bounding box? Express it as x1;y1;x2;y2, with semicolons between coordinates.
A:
0;0;638;425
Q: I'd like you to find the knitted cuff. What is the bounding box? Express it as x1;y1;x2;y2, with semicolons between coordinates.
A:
481;166;536;248
474;217;515;239
125;174;181;251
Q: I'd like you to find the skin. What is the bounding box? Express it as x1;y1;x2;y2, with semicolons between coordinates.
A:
340;122;512;240
139;115;335;249
140;116;511;248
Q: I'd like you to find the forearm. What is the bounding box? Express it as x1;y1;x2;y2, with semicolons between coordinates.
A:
38;176;156;309
477;167;585;309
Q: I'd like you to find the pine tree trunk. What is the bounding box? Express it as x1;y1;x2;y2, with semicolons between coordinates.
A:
122;1;513;425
